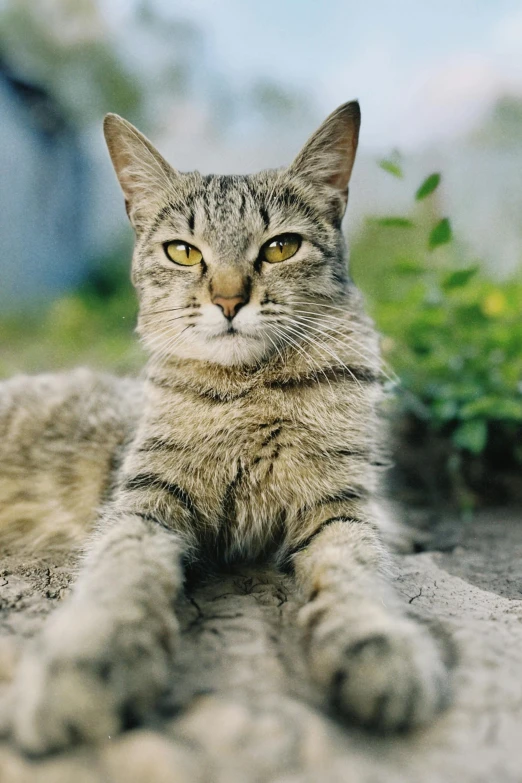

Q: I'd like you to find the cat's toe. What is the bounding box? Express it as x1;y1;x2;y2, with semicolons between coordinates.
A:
12;606;178;755
330;627;451;732
13;653;124;755
302;606;453;733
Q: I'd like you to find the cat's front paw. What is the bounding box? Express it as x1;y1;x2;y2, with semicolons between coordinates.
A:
300;603;453;733
12;608;178;755
13;651;123;755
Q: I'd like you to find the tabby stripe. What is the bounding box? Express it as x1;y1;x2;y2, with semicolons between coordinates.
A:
239;191;246;219
294;486;368;525
332;448;371;459
258;418;292;429
218;175;230;196
149;376;249;404
145;205;172;241
152;367;378;399
316;486;369;505
261;425;282;447
272;186;325;225
301;605;329;647
330;265;348;285
309;238;333;258
146;202;189;243
220;463;243;526
259;205;270;231
136;438;185;453
124;473;196;514
290;516;366;555
135;511;173;533
265;365;379;390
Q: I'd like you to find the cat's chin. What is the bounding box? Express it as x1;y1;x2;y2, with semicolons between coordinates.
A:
162;333;272;368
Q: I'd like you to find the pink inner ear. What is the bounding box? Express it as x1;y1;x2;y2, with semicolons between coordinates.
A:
326;116;360;192
328;146;354;192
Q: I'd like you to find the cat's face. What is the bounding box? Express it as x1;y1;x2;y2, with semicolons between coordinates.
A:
104;103;360;367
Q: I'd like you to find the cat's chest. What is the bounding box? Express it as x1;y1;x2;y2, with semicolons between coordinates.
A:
142;391;336;502
171;404;308;482
134;385;364;561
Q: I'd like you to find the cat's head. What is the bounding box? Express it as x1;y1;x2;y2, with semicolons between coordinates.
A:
104;102;360;367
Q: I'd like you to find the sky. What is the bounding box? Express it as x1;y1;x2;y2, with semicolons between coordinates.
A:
109;0;522;150
93;0;522;272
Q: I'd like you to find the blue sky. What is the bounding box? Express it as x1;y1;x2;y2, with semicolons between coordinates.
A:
123;0;522;150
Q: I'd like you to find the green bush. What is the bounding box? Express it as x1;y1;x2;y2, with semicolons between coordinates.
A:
1;169;520;508
351;162;522;506
0;249;141;378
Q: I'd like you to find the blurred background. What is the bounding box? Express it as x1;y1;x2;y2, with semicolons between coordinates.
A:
1;0;522;512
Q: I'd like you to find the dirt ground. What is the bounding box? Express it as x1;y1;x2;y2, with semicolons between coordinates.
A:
1;508;521;783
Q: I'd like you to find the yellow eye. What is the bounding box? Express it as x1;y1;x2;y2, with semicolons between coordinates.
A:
165;241;203;266
261;234;301;263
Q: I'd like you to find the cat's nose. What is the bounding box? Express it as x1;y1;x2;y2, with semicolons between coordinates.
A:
212;294;247;320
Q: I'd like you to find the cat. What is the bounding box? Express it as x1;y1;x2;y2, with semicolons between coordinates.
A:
2;101;453;754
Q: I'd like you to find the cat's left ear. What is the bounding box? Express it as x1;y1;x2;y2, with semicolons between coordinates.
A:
103;113;177;230
288;100;360;214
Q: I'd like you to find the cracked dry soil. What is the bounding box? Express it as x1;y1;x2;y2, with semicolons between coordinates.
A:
1;508;522;783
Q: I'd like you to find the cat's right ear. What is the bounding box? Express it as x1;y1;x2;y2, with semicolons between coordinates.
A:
103;114;176;230
288;101;361;217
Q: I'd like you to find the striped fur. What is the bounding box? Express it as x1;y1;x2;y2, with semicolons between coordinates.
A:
5;102;453;753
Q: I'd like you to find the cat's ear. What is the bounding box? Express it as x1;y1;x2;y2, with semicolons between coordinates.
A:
288;100;360;212
103;113;177;230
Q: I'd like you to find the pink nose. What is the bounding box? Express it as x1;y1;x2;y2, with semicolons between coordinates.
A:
212;294;247;320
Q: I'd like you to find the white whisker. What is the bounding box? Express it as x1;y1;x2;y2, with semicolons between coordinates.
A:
265;324;335;391
271;317;366;391
287;310;397;383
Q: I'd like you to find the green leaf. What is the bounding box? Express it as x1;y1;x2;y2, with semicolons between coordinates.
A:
372;217;414;228
429;218;452;249
452;419;487;454
442;267;479;290
460;397;522;421
379;159;403;178
432;399;459;421
415;173;441;200
395;260;424;274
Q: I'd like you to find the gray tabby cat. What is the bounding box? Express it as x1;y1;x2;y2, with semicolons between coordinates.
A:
2;101;452;754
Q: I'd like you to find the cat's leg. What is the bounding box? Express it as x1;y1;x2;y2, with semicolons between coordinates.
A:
292;510;454;732
13;507;187;755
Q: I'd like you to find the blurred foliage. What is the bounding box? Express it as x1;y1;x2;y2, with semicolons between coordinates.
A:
352;164;522;507
0;0;316;139
0;0;144;123
0;249;143;379
471;94;522;148
247;78;314;129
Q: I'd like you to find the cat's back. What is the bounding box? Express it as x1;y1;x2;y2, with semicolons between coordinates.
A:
0;368;143;550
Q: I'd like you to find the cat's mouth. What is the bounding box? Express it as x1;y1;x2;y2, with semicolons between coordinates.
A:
209;324;254;340
207;327;237;339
